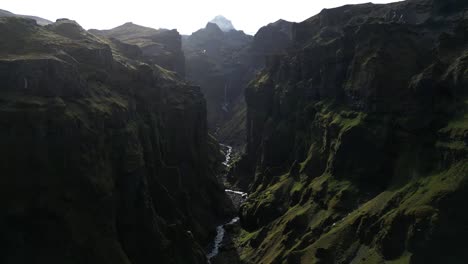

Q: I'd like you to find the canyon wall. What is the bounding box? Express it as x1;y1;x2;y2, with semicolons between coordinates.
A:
0;17;229;264
234;0;468;263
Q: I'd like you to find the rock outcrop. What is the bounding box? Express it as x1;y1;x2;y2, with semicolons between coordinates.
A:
182;21;253;134
90;22;186;77
233;0;468;263
215;19;295;149
0;9;52;26
183;18;294;149
0;17;230;264
210;15;236;32
249;19;294;69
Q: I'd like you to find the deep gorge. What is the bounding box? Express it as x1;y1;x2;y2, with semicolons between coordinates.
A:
0;0;467;263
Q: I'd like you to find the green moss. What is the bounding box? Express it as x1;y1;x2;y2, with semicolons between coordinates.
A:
217;99;247;147
237;229;260;246
240;149;467;263
155;64;179;81
331;111;365;131
290;181;304;195
386;253;412;264
436;140;465;150
250;72;270;90
299;143;318;172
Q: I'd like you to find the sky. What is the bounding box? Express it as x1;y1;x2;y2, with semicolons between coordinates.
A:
2;0;398;35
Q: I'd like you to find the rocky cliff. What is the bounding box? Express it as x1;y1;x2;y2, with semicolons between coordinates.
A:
234;0;468;263
0;17;229;264
90;22;186;77
183;18;293;149
183;21;253;133
214;19;295;150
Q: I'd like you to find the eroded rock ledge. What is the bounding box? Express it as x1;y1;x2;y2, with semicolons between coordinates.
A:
232;0;468;263
0;17;229;264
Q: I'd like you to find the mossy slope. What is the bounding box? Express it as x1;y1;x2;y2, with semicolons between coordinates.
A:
234;0;468;263
0;17;229;264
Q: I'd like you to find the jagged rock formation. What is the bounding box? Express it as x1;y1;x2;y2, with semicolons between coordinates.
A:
0;9;52;26
216;19;294;148
182;21;253;133
90;22;185;77
210;15;236;32
183;18;293;148
249;19;294;69
233;0;468;263
0;17;230;264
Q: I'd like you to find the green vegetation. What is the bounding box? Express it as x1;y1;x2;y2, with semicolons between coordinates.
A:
0;16;227;264
234;2;468;259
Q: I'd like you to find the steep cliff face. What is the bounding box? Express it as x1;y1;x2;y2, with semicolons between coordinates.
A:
235;0;468;263
183;19;293;149
183;21;253;131
249;19;294;70
90;22;186;77
216;19;294;149
0;17;229;264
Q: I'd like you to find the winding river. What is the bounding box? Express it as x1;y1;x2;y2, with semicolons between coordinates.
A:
207;145;247;263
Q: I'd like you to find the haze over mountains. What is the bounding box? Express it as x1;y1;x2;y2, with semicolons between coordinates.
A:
210;15;236;32
0;1;466;264
0;8;52;25
1;0;400;35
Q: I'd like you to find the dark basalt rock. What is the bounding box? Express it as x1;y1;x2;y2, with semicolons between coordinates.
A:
90;22;186;77
182;20;253;134
0;17;230;264
109;38;143;60
234;0;468;263
250;19;293;69
183;17;294;149
0;8;52;26
0;57;87;97
46;19;89;40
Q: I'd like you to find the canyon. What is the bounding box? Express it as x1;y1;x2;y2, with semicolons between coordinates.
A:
0;0;467;263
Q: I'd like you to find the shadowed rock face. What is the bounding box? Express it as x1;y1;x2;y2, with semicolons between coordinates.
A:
233;0;468;263
214;19;295;150
90;22;186;77
0;17;230;264
183;19;294;149
182;22;253;133
0;9;52;26
249;19;294;69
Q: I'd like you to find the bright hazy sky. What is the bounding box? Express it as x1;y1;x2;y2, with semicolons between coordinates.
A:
2;0;397;35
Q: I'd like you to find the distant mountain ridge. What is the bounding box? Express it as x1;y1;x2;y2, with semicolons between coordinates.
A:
182;16;294;148
90;22;186;76
209;15;236;32
182;20;253;132
0;9;52;25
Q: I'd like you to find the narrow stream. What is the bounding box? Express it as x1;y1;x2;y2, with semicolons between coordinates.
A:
206;216;240;260
207;144;247;263
225;189;247;197
220;144;232;167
